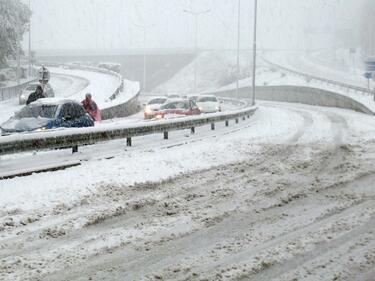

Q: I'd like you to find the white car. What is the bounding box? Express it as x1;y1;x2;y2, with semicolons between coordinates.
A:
19;83;55;105
196;95;221;113
144;96;168;119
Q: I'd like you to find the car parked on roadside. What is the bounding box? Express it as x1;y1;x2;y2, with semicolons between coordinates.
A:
0;98;94;135
153;98;201;119
144;96;168;119
196;95;221;113
19;83;55;105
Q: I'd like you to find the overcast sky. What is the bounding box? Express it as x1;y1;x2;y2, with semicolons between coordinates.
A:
22;0;363;52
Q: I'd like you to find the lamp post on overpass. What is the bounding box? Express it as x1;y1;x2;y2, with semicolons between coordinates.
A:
251;0;258;106
28;0;32;78
183;8;211;93
134;23;155;92
236;0;241;100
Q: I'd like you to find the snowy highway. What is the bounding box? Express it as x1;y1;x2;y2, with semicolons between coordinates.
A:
1;99;375;280
3;1;375;280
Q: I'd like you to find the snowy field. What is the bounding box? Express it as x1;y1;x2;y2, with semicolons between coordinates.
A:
1;100;375;280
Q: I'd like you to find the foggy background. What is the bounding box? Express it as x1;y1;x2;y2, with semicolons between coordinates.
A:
22;0;363;54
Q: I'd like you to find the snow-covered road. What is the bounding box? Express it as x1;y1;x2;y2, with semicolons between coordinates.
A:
1;101;375;280
48;67;121;107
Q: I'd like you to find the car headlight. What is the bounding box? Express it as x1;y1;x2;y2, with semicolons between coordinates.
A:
199;107;203;111
156;114;163;119
35;127;47;132
144;106;153;114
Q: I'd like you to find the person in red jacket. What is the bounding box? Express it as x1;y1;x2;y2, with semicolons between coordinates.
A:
81;93;102;122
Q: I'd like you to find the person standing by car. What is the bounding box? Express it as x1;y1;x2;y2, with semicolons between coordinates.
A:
26;85;46;105
81;93;102;121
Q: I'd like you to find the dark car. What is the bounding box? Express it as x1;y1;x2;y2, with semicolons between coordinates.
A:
0;98;94;135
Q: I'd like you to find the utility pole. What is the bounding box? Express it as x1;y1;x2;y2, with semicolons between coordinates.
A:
134;23;155;92
17;41;20;86
236;0;241;100
183;8;211;93
251;0;258;106
28;0;32;77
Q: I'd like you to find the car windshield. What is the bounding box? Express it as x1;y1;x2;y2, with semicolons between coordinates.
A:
148;98;167;105
15;105;58;119
198;97;218;103
161;101;189;110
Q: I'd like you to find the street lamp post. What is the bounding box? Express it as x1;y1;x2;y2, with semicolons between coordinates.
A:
28;0;32;78
251;0;258;106
183;8;211;93
134;23;155;92
236;0;241;100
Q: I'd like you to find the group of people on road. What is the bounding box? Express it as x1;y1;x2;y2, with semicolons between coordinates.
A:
27;85;101;122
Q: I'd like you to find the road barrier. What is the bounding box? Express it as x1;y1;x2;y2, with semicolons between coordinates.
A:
211;85;374;115
101;91;141;120
262;56;374;97
0;105;257;156
0;79;38;101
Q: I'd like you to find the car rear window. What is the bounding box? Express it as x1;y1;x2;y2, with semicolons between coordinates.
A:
161;101;189;110
148;98;167;105
16;105;58;119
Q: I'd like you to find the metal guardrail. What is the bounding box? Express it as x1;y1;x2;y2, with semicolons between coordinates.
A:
262;56;374;97
41;62;125;100
0;79;38;101
0;106;257;156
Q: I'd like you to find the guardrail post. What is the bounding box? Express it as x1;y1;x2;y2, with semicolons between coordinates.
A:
191;127;195;134
126;137;132;147
235;118;239;124
211;123;215;130
225;120;229;127
242;116;246;121
72;146;78;154
164;132;169;140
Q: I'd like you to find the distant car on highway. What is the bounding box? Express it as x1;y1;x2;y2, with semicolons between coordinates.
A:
144;96;168;119
196;95;221;113
153;98;201;119
1;98;94;135
19;83;55;105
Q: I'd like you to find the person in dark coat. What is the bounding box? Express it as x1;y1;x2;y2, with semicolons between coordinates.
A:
26;85;46;105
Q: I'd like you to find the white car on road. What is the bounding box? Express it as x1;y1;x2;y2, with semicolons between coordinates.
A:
196;95;221;113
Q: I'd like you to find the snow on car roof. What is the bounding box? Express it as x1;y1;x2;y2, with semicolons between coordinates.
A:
30;98;78;106
198;94;216;98
165;98;189;103
149;96;167;100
